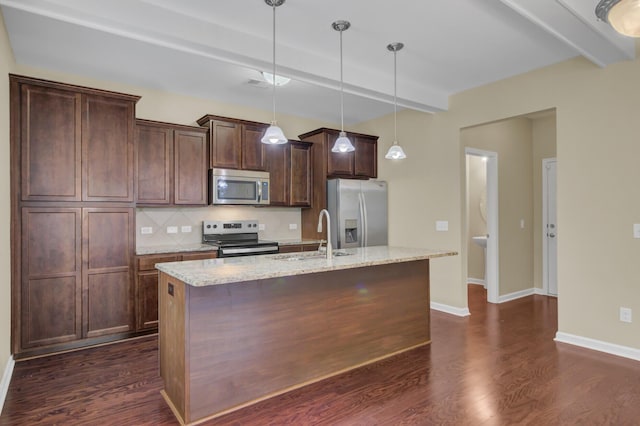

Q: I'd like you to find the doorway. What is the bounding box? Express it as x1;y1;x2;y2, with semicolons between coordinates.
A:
542;158;557;296
466;148;499;304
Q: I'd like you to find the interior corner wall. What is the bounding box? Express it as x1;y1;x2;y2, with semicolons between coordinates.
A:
0;8;16;385
461;118;534;296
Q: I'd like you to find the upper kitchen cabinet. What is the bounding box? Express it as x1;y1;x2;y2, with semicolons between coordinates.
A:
299;128;378;179
135;119;208;206
197;115;268;171
263;140;312;207
11;75;140;202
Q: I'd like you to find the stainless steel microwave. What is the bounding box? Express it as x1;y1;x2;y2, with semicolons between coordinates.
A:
208;168;270;205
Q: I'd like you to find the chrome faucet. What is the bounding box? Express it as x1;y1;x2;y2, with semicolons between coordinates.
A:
317;209;332;259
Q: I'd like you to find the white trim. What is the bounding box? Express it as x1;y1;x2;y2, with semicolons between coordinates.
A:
533;287;548;296
467;278;485;286
498;288;535;303
0;355;15;412
555;332;640;362
431;302;471;317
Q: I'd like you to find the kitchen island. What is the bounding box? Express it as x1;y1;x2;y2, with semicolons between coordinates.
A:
156;246;456;425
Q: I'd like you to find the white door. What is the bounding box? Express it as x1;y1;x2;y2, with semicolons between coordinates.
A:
543;159;558;296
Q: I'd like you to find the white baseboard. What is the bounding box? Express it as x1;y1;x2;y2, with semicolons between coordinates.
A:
467;278;485;286
430;301;471;317
555;332;640;362
533;288;548;295
498;288;535;303
0;355;15;412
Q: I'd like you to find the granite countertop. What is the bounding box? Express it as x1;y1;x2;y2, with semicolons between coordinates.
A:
277;239;323;246
155;246;458;287
136;243;217;256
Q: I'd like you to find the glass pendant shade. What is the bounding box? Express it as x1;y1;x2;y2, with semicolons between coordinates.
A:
597;0;640;37
261;122;288;144
385;143;407;160
331;131;355;153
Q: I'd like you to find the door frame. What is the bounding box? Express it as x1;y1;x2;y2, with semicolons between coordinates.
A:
542;157;557;295
465;148;499;304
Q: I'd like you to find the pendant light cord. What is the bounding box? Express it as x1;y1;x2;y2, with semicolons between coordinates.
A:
271;3;277;123
340;28;344;132
393;49;397;145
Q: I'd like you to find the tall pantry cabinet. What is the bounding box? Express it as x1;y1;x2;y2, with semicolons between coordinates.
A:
10;75;140;357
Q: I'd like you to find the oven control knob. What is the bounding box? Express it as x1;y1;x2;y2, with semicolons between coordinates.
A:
213;224;218;229
206;224;211;229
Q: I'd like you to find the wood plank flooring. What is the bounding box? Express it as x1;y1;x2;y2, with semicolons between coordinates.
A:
2;285;639;425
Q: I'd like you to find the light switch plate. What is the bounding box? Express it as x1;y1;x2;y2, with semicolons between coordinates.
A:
436;221;449;232
289;223;298;230
167;226;178;234
140;227;153;235
181;225;192;233
633;224;640;239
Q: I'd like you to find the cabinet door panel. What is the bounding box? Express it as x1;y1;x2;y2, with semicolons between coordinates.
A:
327;133;354;176
241;124;267;171
181;252;218;261
82;95;134;201
136;124;172;204
174;129;208;205
137;271;159;330
21;208;82;348
290;142;312;207
86;271;132;337
264;144;288;206
20;85;81;201
354;136;377;178
83;208;134;338
211;120;241;169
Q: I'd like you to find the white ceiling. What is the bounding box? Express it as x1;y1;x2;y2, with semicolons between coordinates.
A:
0;0;635;125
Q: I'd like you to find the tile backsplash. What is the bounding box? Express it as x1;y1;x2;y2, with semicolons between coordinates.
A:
136;206;302;249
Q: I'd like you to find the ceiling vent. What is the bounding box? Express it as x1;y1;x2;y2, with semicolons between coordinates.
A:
246;79;271;89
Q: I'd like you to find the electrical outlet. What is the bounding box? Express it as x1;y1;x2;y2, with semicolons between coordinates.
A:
140;227;153;235
167;226;178;234
289;223;298;230
181;225;192;233
436;221;449;232
259;224;266;231
520;219;525;229
633;224;640;239
620;307;632;323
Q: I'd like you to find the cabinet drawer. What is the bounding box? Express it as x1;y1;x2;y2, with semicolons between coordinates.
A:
137;255;180;271
181;252;218;261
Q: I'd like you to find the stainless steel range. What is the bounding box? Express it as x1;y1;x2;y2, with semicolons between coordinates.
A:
202;220;279;258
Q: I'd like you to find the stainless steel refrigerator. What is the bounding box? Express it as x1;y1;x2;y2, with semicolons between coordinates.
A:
327;178;388;249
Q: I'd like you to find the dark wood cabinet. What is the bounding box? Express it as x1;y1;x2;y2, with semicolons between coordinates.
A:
20;207;82;348
135;120;208;206
135;251;217;331
14;77;138;203
82;95;135;202
264;140;312;207
298;128;378;240
83;208;134;338
278;243;319;253
197;115;268;171
11;75;140;358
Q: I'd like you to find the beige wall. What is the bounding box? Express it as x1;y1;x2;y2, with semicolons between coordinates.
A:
466;155;487;281
0;12;15;374
462;118;534;295
532;114;557;289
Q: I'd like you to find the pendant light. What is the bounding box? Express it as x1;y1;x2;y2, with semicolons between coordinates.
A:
596;0;640;37
261;0;288;145
331;20;355;153
385;42;407;160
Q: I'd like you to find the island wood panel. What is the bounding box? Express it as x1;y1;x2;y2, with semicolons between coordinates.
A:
159;259;430;424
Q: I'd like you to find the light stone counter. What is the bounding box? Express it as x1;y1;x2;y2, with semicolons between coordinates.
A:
155;245;457;287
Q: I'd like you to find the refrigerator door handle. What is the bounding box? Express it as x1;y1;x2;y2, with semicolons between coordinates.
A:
360;192;368;247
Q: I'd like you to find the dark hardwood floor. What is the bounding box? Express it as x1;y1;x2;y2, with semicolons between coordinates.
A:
2;285;640;425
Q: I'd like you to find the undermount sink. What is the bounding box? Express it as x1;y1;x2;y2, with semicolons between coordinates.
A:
472;235;488;248
274;250;353;261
